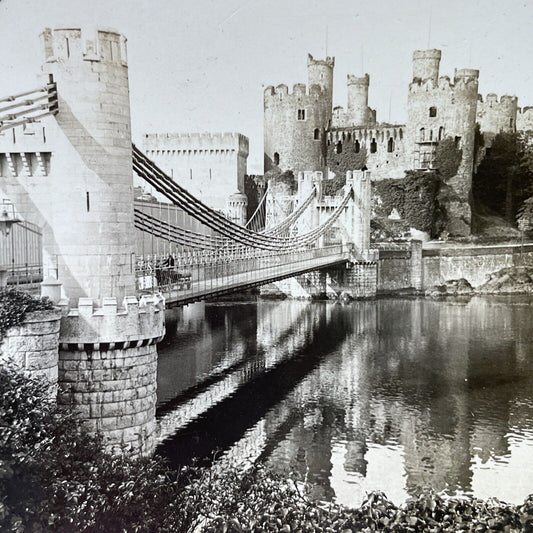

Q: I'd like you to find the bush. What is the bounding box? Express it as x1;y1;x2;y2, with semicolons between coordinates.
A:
0;288;54;340
0;364;209;532
2;367;533;532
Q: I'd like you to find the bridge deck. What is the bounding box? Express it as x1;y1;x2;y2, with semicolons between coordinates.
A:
140;245;350;307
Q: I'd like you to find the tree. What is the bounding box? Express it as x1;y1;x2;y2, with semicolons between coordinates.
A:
473;132;533;223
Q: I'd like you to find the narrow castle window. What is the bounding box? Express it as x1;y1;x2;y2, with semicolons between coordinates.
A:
387;137;394;152
336;141;343;154
274;152;280;166
399;128;403;140
419;128;425;142
429;106;437;117
429;130;433;141
370;139;377;153
438;126;445;140
354;140;360;153
454;136;461;148
297;109;306;120
510;118;514;128
314;128;320;140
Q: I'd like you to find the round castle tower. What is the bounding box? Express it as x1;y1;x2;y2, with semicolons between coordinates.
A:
347;74;371;125
412;49;441;85
263;54;334;175
39;27;165;457
407;51;478;235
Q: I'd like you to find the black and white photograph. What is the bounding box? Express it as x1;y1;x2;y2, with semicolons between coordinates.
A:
1;0;533;531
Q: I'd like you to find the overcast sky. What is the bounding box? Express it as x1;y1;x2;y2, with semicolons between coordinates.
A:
1;0;532;172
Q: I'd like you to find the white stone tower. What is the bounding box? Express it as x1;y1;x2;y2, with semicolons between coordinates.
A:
36;27;165;456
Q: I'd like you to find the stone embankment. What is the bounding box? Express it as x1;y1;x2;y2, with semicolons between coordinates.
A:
425;266;533;297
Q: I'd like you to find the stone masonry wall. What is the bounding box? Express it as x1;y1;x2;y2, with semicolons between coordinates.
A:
58;293;165;457
376;242;533;292
0;308;61;393
327;262;377;299
59;342;158;457
422;244;533;289
142;133;249;211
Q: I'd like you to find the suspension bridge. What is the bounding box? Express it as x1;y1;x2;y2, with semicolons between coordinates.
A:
0;27;375;456
1;78;372;307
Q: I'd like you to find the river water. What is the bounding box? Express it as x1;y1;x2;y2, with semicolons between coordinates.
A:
156;296;533;508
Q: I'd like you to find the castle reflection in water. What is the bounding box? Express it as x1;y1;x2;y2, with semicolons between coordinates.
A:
156;296;533;507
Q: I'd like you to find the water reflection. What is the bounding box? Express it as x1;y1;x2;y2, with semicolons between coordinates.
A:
156;296;533;507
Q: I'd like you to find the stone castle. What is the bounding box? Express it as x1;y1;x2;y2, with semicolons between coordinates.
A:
263;49;532;236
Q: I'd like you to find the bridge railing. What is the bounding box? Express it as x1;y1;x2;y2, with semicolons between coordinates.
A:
136;244;349;303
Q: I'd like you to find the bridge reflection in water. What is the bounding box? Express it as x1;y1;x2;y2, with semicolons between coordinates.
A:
156;296;533;508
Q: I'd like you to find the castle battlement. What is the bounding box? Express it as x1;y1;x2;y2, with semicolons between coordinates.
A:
142;132;249;154
478;93;518;104
41;27;127;66
60;293;166;347
347;74;370;87
307;53;335;68
264;83;324;99
329;124;405;142
409;72;478;94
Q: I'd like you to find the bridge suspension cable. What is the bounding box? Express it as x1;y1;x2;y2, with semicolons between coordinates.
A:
132;146;353;251
0;77;58;133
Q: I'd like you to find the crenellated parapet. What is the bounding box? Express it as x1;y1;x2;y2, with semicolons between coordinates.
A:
409;71;478;95
477;93;518;135
41;27;128;66
264;83;325;103
59;294;165;349
307;53;335;69
143;132;249;156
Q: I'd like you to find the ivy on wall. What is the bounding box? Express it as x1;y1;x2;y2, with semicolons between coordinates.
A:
324;142;368;195
0;289;54;340
373;171;442;236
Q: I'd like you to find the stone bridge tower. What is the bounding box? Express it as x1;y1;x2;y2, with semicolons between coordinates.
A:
0;27;165;456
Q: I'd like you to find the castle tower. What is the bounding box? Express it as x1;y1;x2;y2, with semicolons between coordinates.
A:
31;27;163;456
407;50;479;236
226;191;248;226
477;93;518;137
264;54;334;175
347;74;370;125
307;54;335;123
412;49;441;85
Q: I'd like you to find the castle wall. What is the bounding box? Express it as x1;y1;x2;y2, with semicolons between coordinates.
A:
0;309;61;396
142;132;249;212
327;125;408;180
264;84;329;175
477;94;517;136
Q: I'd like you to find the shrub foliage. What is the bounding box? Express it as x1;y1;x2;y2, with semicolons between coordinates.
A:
0;288;54;340
2;367;533;532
